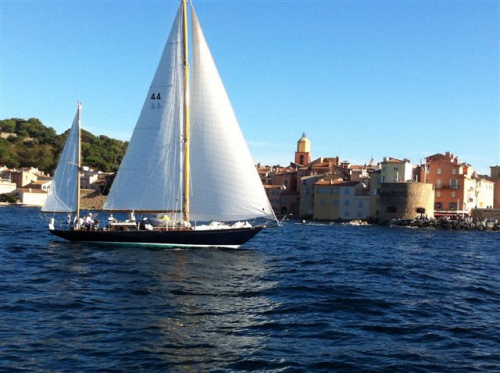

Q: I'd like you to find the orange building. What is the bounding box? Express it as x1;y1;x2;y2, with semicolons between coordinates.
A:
420;152;477;214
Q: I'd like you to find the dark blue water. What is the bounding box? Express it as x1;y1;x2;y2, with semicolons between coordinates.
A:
1;206;499;372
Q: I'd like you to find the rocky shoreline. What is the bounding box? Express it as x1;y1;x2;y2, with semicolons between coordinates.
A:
388;218;500;231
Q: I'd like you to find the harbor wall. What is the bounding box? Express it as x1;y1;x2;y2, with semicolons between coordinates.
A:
475;208;500;221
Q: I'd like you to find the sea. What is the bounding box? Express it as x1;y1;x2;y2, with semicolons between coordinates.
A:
1;206;499;373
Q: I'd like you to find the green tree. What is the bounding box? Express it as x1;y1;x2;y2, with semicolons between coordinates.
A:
0;119;15;133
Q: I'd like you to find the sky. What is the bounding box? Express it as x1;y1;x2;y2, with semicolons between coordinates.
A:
1;0;499;175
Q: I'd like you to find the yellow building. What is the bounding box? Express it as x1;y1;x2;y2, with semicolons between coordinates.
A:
313;179;370;221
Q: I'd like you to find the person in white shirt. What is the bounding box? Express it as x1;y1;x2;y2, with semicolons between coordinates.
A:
85;213;94;230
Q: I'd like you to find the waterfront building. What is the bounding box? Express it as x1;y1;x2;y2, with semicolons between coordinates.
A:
299;174;327;219
14;188;47;206
7;167;44;188
380;157;417;183
421;152;494;214
474;177;495;211
313;179;370;221
264;185;283;215
0;180;16;194
490;166;500;209
368;169;381;219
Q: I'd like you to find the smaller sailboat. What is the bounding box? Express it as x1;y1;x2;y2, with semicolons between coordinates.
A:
43;0;278;248
42;102;82;228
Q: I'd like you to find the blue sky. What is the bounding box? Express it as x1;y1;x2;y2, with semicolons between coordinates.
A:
1;0;499;175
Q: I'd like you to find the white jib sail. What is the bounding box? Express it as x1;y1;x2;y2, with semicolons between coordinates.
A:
42;103;81;213
103;6;185;212
189;9;276;222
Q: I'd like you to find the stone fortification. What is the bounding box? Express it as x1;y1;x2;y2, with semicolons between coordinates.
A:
379;182;434;222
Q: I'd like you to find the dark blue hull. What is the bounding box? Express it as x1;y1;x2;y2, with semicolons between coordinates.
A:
48;226;264;248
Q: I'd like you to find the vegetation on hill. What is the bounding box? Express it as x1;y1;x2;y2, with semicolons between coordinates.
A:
0;117;127;175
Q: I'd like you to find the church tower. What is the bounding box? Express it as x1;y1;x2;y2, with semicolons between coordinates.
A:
295;132;312;165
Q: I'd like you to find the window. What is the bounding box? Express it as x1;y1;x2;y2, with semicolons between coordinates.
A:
358;201;363;208
450;179;458;189
320;199;326;206
317;187;329;194
437;168;442;175
305;187;310;194
452;168;457;175
344;188;350;195
436;191;441;197
451;191;456;198
436;179;442;189
333;200;339;206
449;202;457;210
345;200;350;206
435;202;442;209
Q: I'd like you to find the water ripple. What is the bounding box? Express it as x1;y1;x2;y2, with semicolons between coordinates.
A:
0;208;499;372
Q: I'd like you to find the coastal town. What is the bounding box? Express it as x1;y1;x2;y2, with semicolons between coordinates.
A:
1;132;499;226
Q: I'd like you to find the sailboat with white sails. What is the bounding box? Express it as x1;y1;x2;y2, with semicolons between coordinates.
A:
42;0;278;248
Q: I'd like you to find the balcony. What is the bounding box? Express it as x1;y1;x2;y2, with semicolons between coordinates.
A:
437;185;459;190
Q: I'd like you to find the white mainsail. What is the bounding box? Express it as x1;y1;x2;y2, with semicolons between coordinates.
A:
42;103;81;213
104;2;275;223
103;6;185;212
189;10;275;222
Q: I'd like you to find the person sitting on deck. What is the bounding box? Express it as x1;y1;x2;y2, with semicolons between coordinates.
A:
84;213;94;230
126;211;136;223
108;214;117;225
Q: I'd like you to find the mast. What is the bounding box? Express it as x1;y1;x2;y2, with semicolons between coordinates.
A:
76;102;82;220
182;0;191;222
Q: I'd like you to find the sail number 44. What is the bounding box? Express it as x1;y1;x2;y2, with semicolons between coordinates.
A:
150;93;162;109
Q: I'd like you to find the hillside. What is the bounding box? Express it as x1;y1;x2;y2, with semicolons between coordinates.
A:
0;118;127;175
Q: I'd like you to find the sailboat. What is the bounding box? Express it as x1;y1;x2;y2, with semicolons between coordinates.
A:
42;0;278;248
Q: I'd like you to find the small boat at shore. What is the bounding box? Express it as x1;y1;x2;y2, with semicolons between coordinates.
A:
42;0;278;248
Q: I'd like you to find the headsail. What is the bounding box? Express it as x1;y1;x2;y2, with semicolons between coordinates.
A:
42;103;81;213
189;9;275;222
103;6;185;212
